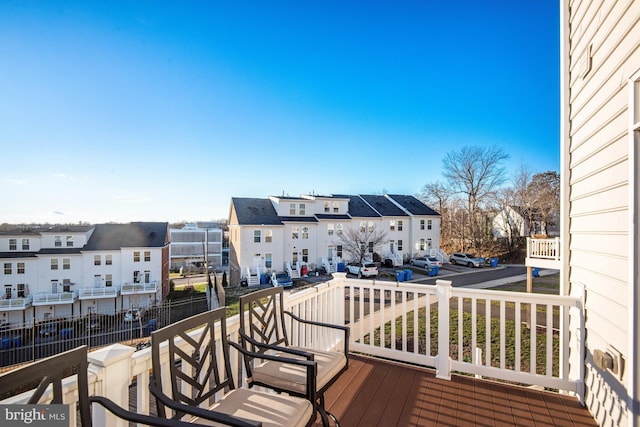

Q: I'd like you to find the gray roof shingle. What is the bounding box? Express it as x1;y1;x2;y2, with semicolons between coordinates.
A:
387;195;440;216
84;222;168;250
231;198;282;225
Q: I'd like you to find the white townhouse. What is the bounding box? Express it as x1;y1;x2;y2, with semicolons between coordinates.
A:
0;222;169;325
228;194;441;286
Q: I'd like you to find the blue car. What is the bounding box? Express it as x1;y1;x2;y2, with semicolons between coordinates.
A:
270;272;293;288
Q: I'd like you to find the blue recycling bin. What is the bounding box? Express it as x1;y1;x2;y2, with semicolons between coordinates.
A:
147;318;157;334
1;337;11;350
533;267;540;277
260;274;268;284
13;336;22;347
337;262;345;272
395;270;405;282
404;269;412;281
428;266;439;277
490;257;499;267
60;328;73;339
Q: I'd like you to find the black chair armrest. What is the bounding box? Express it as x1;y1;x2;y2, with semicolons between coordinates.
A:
238;330;314;360
284;311;350;355
89;395;221;427
149;381;262;427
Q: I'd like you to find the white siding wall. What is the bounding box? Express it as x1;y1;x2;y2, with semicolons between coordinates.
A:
565;0;640;425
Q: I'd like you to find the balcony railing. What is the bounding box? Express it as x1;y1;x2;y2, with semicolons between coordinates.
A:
120;281;159;295
78;285;120;299
526;237;561;269
0;294;33;310
32;290;79;305
1;273;585;427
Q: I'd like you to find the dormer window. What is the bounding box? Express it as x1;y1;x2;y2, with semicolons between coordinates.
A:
54;236;62;247
299;204;306;215
289;203;296;215
66;236;74;247
22;239;29;250
9;239;16;251
324;202;330;213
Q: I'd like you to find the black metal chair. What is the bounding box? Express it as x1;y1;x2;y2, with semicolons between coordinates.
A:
239;286;349;427
150;307;316;427
0;345;206;427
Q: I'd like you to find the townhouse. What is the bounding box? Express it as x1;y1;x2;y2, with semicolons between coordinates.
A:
0;222;169;325
228;194;440;286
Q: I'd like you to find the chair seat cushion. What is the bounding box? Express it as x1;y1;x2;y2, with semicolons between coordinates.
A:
192;388;313;427
252;346;347;394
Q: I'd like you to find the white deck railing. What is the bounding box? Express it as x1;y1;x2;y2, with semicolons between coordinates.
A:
120;281;159;294
527;237;560;261
32;290;79;305
78;286;120;299
0;294;33;310
2;273;584;427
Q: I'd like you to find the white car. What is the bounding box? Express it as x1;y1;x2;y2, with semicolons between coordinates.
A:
124;308;143;322
346;262;378;277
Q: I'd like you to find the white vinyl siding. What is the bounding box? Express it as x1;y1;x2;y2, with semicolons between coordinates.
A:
565;0;640;425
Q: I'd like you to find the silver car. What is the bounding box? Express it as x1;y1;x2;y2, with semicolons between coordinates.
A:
449;252;486;268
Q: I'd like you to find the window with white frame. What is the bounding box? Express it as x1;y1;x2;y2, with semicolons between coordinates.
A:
106;255;112;265
290;203;296;215
389;220;395;231
54;236;62;247
398;240;403;251
420;220;425;230
17;283;25;297
333;202;339;213
337;245;343;258
94;255;101;266
419;239;426;251
63;259;70;270
4;263;11;274
360;221;366;232
368;222;374;232
292;227;299;239
324;202;330;213
265;230;272;243
254;230;261;243
302;248;309;262
398;220;403;231
336;224;343;235
302;227;309;239
9;239;16;251
299;203;306;215
106;274;113;287
66;236;73;247
328;224;334;235
144;271;150;283
144;251;151;262
22;239;29;250
427;219;432;230
17;262;24;274
4;284;11;299
133;251;140;262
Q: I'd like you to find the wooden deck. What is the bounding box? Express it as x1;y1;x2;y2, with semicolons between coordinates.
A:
130;353;596;426
314;354;596;427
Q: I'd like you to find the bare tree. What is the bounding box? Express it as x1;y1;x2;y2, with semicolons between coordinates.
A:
528;171;560;235
442;145;509;252
336;224;388;278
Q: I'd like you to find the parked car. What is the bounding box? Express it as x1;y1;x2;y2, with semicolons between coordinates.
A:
124;308;143;322
409;256;442;269
346;262;378;277
270;271;293;288
39;322;58;337
449;252;486;268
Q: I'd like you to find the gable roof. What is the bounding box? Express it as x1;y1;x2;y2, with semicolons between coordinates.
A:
84;222;168;250
332;194;381;218
387;195;440;216
231;198;281;225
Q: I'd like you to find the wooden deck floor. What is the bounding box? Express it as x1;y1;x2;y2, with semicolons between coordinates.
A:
313;354;597;427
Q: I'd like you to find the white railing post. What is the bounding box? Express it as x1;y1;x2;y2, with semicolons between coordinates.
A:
88;344;136;427
435;279;452;380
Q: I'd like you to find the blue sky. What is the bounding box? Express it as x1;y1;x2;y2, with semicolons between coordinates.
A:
0;1;560;224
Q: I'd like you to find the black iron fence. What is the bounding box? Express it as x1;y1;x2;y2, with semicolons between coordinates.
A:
0;295;208;370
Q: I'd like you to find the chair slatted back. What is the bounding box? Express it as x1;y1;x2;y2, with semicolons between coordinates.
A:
0;345;92;426
240;287;289;351
151;308;234;419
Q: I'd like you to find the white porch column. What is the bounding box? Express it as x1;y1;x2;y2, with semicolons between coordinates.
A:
435;279;452;380
88;344;136;427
